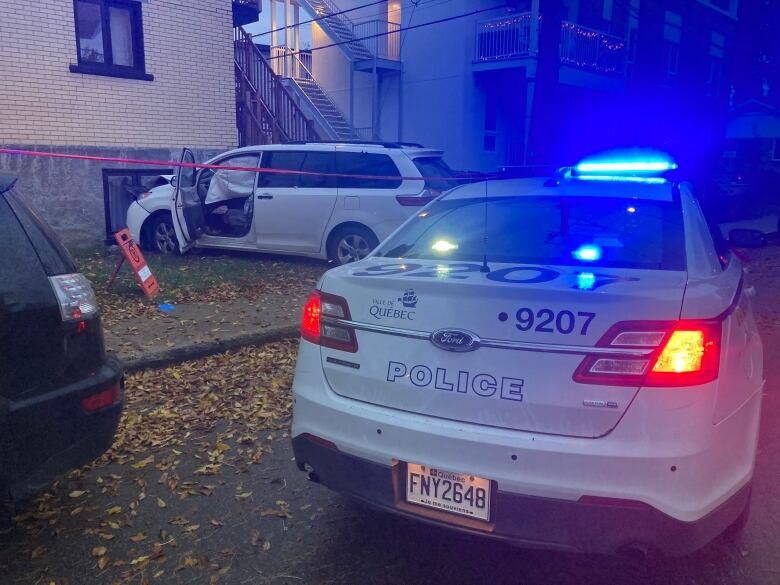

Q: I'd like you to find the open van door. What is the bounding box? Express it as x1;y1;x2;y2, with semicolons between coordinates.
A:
171;148;205;253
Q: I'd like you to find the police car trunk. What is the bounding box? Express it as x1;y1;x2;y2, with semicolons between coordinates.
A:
305;175;692;439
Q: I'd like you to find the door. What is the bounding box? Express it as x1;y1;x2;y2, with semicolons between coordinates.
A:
171;148;205;253
253;147;338;253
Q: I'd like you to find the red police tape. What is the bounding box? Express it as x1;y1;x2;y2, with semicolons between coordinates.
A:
0;147;489;183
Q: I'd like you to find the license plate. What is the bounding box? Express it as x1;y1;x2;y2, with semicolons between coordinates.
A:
405;463;491;521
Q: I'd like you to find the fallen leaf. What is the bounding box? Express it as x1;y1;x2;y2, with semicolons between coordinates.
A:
98;556;109;570
31;545;46;559
235;492;252;500
106;506;122;515
132;455;155;469
157;497;167;508
130;532;147;543
92;546;107;557
69;490;86;499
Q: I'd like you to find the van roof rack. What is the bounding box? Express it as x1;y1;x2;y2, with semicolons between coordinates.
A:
286;141;426;149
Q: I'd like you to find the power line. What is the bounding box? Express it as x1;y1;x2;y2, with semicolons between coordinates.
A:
266;4;508;60
251;0;387;38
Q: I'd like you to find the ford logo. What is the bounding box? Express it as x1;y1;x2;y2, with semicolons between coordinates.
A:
430;329;481;352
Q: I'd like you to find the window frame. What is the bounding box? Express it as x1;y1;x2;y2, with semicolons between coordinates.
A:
71;0;153;81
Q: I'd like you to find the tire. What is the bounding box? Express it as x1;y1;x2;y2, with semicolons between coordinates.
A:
146;213;180;255
328;225;379;265
724;488;752;540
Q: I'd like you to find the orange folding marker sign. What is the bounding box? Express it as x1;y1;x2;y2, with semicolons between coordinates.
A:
109;228;160;300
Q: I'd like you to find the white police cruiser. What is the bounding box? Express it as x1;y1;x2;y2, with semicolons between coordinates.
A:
290;156;765;556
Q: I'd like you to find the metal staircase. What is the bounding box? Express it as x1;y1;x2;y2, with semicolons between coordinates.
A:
233;27;320;146
300;0;373;61
271;47;355;140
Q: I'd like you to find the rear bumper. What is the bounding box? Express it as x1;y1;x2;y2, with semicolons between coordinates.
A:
0;360;124;500
293;433;750;556
291;340;762;555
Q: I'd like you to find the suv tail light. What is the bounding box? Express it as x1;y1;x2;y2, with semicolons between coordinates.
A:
396;188;440;207
49;273;99;322
573;320;721;387
301;291;358;353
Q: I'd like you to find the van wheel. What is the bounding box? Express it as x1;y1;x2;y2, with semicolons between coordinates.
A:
329;226;378;265
147;213;179;255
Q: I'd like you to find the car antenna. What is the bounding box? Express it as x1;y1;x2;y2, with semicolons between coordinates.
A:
480;177;490;273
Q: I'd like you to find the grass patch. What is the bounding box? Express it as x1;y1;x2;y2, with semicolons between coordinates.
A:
70;246;326;325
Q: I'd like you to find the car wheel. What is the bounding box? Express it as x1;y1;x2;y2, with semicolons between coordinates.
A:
329;226;378;265
148;213;179;255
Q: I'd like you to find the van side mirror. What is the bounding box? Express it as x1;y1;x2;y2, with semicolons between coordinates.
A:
728;228;766;248
170;175;177;187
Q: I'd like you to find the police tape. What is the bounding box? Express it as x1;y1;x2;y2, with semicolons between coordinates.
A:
0;147;490;183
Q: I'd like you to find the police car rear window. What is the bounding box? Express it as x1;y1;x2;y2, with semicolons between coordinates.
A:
377;195;686;271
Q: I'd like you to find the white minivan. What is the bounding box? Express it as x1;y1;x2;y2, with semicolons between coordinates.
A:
126;142;458;265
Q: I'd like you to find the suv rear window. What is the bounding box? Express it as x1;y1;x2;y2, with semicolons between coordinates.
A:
4;189;78;275
412;157;457;191
376;195;686;271
335;152;402;189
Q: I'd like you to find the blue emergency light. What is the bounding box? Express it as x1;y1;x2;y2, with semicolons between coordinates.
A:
567;152;678;185
572;244;602;262
575;160;677;173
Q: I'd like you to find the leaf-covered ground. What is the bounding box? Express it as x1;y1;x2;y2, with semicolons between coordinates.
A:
4;341;299;585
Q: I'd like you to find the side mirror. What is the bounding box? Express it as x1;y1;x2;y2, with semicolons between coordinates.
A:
170;175;177;187
728;228;767;249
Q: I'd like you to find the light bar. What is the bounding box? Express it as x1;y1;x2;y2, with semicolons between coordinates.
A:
574;174;669;185
575;161;677;173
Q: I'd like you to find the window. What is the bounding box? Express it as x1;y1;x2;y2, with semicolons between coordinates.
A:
335;152;402;189
663;11;682;78
72;0;152;80
376;195;686;271
773;139;780;161
258;151;336;189
707;32;725;97
411;157;458;191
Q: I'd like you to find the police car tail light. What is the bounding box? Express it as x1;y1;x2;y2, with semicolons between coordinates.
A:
300;290;358;353
573;321;721;387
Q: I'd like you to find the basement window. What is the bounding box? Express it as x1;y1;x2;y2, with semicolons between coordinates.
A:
70;0;153;81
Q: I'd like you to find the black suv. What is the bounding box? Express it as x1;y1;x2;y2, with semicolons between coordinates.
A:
0;175;123;506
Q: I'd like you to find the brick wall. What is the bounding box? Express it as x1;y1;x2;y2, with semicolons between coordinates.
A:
0;0;237;149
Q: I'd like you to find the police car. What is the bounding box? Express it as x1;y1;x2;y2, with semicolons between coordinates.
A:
290;156;765;556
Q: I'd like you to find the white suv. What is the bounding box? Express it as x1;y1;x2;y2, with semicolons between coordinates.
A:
126;142;457;265
290;157;765;556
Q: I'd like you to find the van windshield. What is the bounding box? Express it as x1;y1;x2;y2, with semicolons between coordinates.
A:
375;195;686;271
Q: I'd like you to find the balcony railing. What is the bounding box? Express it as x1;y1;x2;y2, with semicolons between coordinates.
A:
271;46;313;80
352;19;401;60
560;21;626;74
474;15;626;75
475;13;532;62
